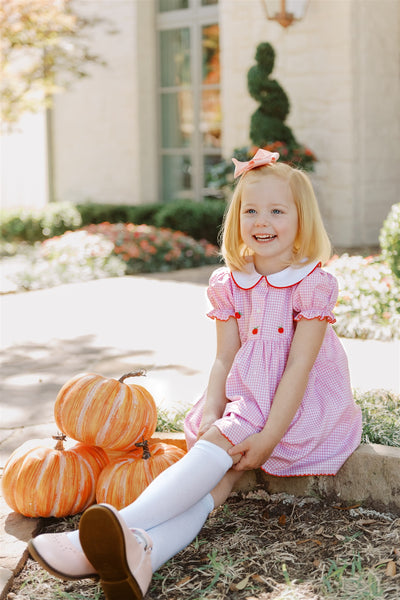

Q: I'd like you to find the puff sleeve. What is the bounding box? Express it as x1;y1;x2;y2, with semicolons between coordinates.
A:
293;268;338;324
206;267;236;321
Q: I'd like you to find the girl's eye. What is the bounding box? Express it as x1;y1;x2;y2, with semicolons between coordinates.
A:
271;208;282;215
245;208;256;214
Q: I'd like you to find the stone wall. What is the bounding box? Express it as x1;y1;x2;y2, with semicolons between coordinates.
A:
51;0;158;206
0;111;49;210
219;0;400;247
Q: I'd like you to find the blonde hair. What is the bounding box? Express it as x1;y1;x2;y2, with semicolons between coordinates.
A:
220;162;332;272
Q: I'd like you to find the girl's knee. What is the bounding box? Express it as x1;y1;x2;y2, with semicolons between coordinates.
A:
200;426;242;464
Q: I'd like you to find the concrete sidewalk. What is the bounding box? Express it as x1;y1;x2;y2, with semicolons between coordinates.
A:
0;268;399;599
1;270;398;467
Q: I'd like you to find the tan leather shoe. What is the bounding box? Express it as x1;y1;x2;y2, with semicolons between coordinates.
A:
79;503;153;600
28;532;97;580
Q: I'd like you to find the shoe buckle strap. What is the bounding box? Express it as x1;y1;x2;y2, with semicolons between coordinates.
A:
131;528;153;552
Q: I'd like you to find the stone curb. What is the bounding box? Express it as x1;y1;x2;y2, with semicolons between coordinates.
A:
1;435;399;600
155;434;400;514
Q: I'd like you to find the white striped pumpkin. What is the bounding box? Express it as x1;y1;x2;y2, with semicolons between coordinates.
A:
1;434;109;517
96;440;186;509
54;371;158;451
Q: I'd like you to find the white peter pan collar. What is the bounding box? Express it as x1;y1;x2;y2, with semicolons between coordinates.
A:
231;259;321;289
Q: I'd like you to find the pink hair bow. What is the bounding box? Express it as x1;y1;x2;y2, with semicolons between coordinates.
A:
232;148;280;179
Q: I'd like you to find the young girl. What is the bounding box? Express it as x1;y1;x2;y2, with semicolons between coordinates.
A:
28;149;362;600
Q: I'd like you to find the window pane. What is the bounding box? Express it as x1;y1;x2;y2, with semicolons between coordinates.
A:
161;92;193;148
160;29;191;88
202;24;219;84
201;90;221;148
204;154;222;188
162;155;192;202
159;0;188;12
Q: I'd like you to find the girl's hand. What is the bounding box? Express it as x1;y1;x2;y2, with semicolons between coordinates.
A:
228;433;273;471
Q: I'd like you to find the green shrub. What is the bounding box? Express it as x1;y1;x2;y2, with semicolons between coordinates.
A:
128;203;165;226
156;408;188;432
75;202;164;228
154;199;226;246
379;203;400;281
1;200;225;246
355;389;400;447
0;203;82;243
247;42;295;147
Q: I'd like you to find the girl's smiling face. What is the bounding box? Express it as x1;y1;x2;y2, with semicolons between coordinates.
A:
240;174;299;275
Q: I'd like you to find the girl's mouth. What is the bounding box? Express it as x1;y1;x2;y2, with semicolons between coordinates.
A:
253;234;277;242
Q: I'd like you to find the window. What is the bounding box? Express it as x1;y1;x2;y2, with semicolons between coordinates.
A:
157;0;220;202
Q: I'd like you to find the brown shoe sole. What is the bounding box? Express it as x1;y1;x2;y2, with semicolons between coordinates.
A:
79;504;143;600
27;539;97;582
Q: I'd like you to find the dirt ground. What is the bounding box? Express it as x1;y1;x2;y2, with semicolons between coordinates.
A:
8;488;400;600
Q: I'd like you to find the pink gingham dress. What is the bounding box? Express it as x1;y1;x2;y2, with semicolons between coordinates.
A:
184;260;362;476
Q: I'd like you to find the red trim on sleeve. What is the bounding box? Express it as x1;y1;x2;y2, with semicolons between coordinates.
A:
294;314;336;324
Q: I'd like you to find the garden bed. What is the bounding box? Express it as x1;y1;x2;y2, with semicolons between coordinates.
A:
9;487;400;600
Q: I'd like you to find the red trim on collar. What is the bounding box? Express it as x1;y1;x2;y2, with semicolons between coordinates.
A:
230;271;263;290
230;261;322;290
267;262;321;289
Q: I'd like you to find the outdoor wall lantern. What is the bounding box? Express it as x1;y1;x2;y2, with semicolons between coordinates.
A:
261;0;309;28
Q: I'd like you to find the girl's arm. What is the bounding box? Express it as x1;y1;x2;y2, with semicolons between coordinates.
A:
229;318;328;470
197;317;241;439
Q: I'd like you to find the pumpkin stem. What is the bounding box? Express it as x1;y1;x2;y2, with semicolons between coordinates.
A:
118;370;147;383
52;432;67;451
135;438;151;460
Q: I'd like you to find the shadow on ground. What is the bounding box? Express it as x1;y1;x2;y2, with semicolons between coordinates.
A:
0;334;204;467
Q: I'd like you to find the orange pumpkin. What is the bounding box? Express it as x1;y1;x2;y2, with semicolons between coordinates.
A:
1;434;109;517
96;439;186;509
54;370;158;451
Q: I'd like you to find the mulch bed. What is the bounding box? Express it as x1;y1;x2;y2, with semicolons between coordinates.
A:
9;488;400;600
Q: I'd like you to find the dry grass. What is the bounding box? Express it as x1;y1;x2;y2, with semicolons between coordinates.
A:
9;488;400;600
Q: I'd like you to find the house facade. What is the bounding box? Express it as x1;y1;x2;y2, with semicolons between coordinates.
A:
1;0;399;248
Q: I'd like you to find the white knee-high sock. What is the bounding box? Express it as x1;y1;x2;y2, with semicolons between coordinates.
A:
148;493;214;572
67;439;231;551
119;439;232;530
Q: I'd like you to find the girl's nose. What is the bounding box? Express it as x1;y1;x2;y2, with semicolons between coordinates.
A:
255;211;270;227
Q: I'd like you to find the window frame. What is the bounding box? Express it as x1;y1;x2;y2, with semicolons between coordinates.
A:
156;0;220;202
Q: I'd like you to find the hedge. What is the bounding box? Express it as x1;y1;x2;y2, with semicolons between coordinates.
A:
0;199;227;246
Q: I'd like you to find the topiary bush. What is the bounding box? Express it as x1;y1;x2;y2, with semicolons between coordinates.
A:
248;42;296;148
246;42;317;172
379;203;400;281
